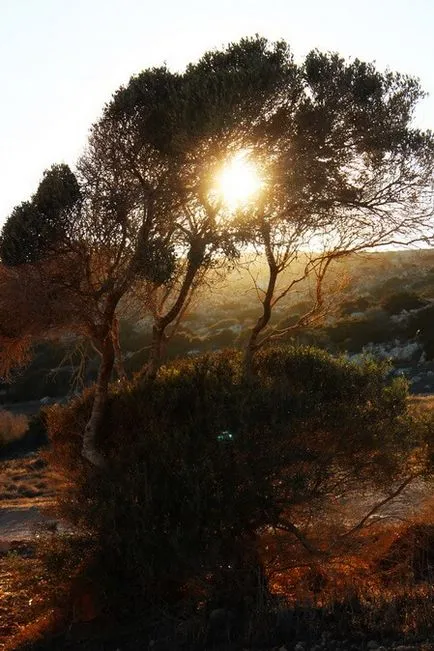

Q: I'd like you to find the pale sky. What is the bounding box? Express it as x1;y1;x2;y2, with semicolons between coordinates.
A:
1;0;433;223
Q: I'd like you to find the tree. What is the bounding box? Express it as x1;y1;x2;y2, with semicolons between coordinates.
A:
95;37;297;377
102;39;434;373
0;155;174;466
0;164;81;265
2;37;433;464
0;165;88;382
232;48;434;369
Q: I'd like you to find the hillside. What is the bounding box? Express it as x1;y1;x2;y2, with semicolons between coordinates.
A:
3;249;434;406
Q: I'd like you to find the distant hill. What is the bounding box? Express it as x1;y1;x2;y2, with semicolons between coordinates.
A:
3;249;434;404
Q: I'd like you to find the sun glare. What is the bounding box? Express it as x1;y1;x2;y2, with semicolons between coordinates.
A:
216;151;263;208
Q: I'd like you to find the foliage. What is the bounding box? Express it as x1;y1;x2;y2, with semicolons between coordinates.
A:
0;164;81;266
0;409;28;446
405;303;434;359
382;291;428;315
1;37;434;466
326;312;394;352
45;346;430;616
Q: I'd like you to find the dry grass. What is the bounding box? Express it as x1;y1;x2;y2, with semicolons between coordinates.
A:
0;411;28;447
2;517;434;650
408;394;434;412
0;455;58;507
260;506;434;645
0;553;57;649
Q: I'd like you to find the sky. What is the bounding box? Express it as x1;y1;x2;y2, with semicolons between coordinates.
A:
1;0;433;223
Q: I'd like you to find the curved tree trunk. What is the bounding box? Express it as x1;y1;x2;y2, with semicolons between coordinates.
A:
144;241;205;380
146;323;166;380
112;316;127;381
82;333;115;467
244;231;278;377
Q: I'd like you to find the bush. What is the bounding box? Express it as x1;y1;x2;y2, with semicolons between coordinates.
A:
0;409;28;446
1;409;49;460
382;291;428;315
45;346;430;620
377;523;434;583
326;312;394;351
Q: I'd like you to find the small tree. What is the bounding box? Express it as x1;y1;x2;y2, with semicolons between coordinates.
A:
234;47;434;369
0;164;81;266
0;155;174;466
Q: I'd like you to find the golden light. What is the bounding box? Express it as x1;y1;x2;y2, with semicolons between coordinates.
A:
215;150;263;208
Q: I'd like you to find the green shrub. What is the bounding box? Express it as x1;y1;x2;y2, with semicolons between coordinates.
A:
326;312;395;351
45;346;429;619
382;291;428;315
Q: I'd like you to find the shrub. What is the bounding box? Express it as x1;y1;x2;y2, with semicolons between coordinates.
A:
382;291;428;315
1;409;49;460
326;312;393;351
45;346;431;619
0;409;28;446
377;523;434;584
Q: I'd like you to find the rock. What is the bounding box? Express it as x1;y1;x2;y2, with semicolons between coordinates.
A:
395;646;419;651
294;644;304;651
367;642;379;649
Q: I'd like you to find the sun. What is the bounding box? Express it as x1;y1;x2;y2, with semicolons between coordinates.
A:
216;150;263;208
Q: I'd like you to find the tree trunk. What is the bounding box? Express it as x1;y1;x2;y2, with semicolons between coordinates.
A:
82;334;115;467
244;265;278;378
243;224;278;377
112;316;127;381
243;343;256;379
145;323;166;380
143;243;204;380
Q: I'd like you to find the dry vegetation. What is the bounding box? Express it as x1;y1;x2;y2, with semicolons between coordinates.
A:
0;486;433;648
2;517;434;650
2;355;433;650
0;455;57;507
0;412;28;447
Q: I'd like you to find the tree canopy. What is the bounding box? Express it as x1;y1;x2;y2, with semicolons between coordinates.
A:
1;36;433;462
0;164;81;266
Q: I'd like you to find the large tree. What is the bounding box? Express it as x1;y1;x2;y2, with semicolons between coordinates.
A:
102;39;434;373
2;37;433;465
94;38;297;377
